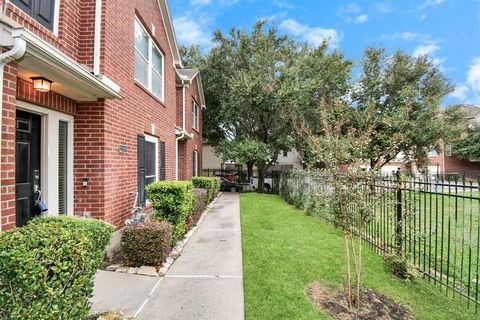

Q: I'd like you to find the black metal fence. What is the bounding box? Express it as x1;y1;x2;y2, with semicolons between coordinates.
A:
280;172;480;310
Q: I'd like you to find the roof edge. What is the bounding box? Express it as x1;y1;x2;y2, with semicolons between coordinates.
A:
157;0;183;69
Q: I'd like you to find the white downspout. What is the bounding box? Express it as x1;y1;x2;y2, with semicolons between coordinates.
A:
93;0;102;76
0;36;27;232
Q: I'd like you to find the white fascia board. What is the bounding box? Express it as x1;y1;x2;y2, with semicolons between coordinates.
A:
157;0;183;68
12;28;123;100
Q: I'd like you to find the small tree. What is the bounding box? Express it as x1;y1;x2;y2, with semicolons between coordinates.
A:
215;138;271;181
289;97;385;308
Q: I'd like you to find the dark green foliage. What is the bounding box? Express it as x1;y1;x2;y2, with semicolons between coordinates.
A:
192;176;216;204
187;188;207;230
146;181;193;243
212;177;222;198
121;221;172;267
453;124;480;161
0;216;113;320
383;254;418;281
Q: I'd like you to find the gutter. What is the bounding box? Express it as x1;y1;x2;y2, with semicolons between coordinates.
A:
93;0;102;76
0;36;27;232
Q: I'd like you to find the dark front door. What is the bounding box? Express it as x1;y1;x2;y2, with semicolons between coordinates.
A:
15;110;42;227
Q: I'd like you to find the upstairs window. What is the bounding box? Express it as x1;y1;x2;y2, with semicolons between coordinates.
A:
192;99;199;131
134;18;164;101
12;0;56;31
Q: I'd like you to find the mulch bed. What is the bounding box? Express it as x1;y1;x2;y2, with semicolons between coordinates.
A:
306;282;414;320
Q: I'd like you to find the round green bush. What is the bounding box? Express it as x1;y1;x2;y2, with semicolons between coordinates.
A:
0;216;114;319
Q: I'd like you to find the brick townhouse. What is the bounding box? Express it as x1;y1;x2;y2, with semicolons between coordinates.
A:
0;0;204;231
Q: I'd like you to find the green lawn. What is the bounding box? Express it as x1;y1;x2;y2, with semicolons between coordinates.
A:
364;189;480;295
240;193;479;320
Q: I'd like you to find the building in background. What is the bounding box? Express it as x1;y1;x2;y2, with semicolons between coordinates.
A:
202;145;302;179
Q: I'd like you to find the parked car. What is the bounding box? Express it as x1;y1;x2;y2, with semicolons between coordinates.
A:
250;177;273;192
215;173;237;181
220;177;243;192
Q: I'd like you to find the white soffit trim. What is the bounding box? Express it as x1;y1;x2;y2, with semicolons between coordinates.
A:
157;0;183;68
11;28;123;100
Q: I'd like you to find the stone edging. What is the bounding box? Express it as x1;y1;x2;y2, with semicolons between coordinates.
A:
105;192;223;277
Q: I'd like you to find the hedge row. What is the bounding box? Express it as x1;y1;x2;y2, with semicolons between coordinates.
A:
192;176;216;205
186;188;208;230
279;170;334;222
0;216;113;319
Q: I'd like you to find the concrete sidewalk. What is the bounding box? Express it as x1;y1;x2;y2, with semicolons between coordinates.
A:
91;193;244;320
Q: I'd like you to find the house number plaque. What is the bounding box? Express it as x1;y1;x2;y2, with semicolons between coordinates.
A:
119;145;128;153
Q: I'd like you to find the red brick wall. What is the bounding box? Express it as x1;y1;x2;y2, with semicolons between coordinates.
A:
3;0;96;66
77;0;179;228
1;62;18;231
1;0;201;230
178;77;203;180
16;79;77;115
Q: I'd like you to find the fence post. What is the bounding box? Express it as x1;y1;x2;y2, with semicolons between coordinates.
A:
395;170;403;255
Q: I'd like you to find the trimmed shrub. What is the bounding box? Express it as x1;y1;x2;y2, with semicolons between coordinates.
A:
383;254;418;280
192;176;216;204
121;221;172;267
146;180;193;243
186;188;207;230
0;216;113;319
212;177;222;198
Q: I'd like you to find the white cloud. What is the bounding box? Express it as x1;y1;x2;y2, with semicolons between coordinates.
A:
420;14;427;20
417;0;445;10
173;16;211;47
449;58;480;104
273;0;295;9
374;2;393;13
190;0;238;7
412;43;440;57
191;0;212;5
449;84;470;101
467;58;480;93
391;32;429;42
279;19;340;48
338;3;365;23
355;14;368;23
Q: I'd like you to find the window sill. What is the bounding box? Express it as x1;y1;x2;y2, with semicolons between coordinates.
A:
134;80;166;107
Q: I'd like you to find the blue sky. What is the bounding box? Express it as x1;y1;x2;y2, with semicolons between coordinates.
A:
169;0;480;106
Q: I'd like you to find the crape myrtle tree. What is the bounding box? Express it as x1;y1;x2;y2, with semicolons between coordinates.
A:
283;43;381;308
284;44;458;308
182;21;297;192
352;47;458;171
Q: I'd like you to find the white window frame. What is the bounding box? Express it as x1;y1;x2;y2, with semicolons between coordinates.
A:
16;100;74;217
145;134;159;185
134;18;164;102
192;99;199;131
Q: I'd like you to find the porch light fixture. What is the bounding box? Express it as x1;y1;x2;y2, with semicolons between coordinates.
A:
32;77;52;92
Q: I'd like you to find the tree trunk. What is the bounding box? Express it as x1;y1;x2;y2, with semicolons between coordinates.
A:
247;162;254;182
258;161;266;193
344;232;353;308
